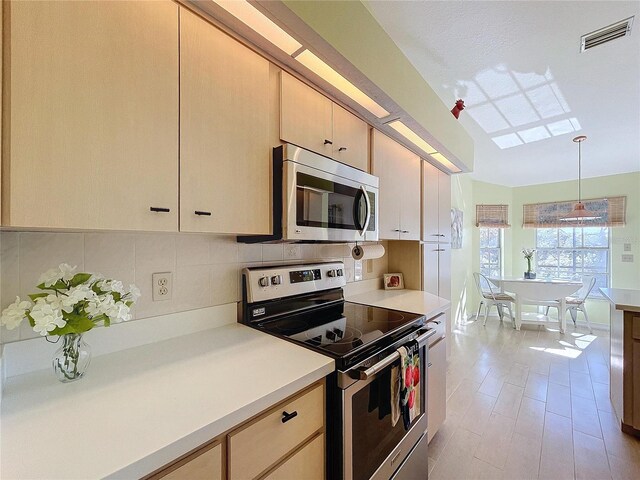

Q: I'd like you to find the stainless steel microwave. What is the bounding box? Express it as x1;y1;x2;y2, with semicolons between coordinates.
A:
239;144;379;243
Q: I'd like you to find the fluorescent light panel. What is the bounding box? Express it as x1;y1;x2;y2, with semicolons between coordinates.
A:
388;120;437;154
214;1;301;55
295;50;390;118
430;153;461;173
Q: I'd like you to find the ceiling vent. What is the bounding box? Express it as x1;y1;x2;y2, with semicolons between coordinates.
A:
581;16;634;52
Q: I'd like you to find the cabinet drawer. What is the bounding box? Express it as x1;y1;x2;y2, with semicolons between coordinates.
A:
160;442;222;480
228;383;324;480
262;434;324;480
426;314;446;347
632;316;640;340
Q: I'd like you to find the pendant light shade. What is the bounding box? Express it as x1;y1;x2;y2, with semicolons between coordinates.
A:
560;136;600;222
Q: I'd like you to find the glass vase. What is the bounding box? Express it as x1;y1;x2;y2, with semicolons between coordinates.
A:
52;333;92;382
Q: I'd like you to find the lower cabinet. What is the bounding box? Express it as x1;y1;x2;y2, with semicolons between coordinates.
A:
427;336;447;443
150;381;325;480
161;442;223;480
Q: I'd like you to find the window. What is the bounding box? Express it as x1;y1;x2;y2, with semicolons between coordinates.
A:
480;228;501;278
535;227;610;298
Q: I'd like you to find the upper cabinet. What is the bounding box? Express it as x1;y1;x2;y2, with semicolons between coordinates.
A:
372;130;421;241
280;71;333;158
280;72;369;171
179;8;271;235
331;104;369;172
422;161;451;243
3;1;179;231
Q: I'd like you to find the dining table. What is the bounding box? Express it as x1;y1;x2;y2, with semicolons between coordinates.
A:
488;276;583;333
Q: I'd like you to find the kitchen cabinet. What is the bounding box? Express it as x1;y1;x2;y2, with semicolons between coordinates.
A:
263;434;324;480
159;441;223;480
280;72;369;171
372;130;421;240
427;335;447;443
422;243;451;357
280;71;333;158
228;382;324;480
150;381;325;480
332;104;370;171
2;0;179;231
423;161;452;243
180;8;271;235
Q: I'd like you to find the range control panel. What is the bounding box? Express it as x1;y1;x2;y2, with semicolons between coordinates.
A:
243;262;346;303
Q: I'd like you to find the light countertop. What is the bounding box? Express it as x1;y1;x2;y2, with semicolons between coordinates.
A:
345;289;450;319
600;288;640;313
0;323;334;480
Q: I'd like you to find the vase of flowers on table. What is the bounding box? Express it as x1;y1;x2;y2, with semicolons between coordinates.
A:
522;249;536;279
0;264;140;382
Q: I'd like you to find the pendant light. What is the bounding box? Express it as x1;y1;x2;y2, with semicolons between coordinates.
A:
560;135;600;222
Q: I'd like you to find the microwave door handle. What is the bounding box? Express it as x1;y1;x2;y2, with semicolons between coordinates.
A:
359;185;371;237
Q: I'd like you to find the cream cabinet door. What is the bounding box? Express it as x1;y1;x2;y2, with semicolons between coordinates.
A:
372;130;420;240
280;71;333;157
422;161;441;241
372;131;401;239
332;104;369;171
399;151;421;241
438;170;452;243
161;443;222;480
180;8;270;234
427;338;447;443
4;1;179;231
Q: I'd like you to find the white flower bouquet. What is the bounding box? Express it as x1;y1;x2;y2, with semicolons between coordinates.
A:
522;248;536;278
1;263;140;336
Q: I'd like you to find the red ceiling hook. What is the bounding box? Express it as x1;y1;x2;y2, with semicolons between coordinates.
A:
451;99;465;119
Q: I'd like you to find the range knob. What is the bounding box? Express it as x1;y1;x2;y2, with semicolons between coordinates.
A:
271;275;283;286
258;276;270;287
327;269;337;278
336;268;344;277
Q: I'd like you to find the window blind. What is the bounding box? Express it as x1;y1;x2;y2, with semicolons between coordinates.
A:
522;196;626;228
476;204;510;228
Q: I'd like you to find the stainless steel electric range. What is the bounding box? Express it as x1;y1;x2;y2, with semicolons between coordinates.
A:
241;262;435;480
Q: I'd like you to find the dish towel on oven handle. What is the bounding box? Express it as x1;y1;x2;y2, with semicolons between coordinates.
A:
398;340;420;430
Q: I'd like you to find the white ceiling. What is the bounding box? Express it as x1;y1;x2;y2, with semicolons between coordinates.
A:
364;0;640;186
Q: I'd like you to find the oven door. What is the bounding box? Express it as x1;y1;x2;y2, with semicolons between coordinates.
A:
343;340;428;480
283;160;378;242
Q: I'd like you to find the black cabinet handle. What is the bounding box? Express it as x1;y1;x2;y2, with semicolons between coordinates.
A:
195;211;212;216
339;147;347;152
150;207;170;213
324;139;333;145
282;410;298;423
428;362;433;368
402;230;409;233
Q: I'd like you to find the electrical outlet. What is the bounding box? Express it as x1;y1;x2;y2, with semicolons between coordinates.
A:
624;243;632;252
152;272;173;301
285;245;301;260
621;254;634;263
354;260;363;281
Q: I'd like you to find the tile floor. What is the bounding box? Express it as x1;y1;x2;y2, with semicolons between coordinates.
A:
428;317;640;480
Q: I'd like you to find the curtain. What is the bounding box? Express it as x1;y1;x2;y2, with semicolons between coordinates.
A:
476;204;510;228
522;196;626;228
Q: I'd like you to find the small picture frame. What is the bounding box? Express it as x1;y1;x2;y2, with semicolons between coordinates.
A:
383;273;404;290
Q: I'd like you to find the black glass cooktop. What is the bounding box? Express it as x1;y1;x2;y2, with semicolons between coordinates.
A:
254;301;424;359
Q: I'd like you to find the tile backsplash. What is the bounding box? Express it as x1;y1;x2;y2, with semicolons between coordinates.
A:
0;232;387;344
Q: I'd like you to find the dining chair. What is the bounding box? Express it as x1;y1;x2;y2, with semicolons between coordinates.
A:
542;276;596;333
473;272;515;326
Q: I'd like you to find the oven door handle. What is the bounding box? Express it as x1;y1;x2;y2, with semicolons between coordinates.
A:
357;350;400;380
358;185;371;237
356;328;435;380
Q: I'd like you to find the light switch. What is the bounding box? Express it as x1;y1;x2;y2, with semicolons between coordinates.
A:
621;254;634;263
624;243;632;252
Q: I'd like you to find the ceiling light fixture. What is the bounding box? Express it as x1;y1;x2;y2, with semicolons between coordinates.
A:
560;135;600;222
387;120;437;154
387;120;461;172
213;0;302;55
294;50;390;118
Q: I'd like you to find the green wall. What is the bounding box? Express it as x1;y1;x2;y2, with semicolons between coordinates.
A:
452;171;640;327
281;0;473;170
